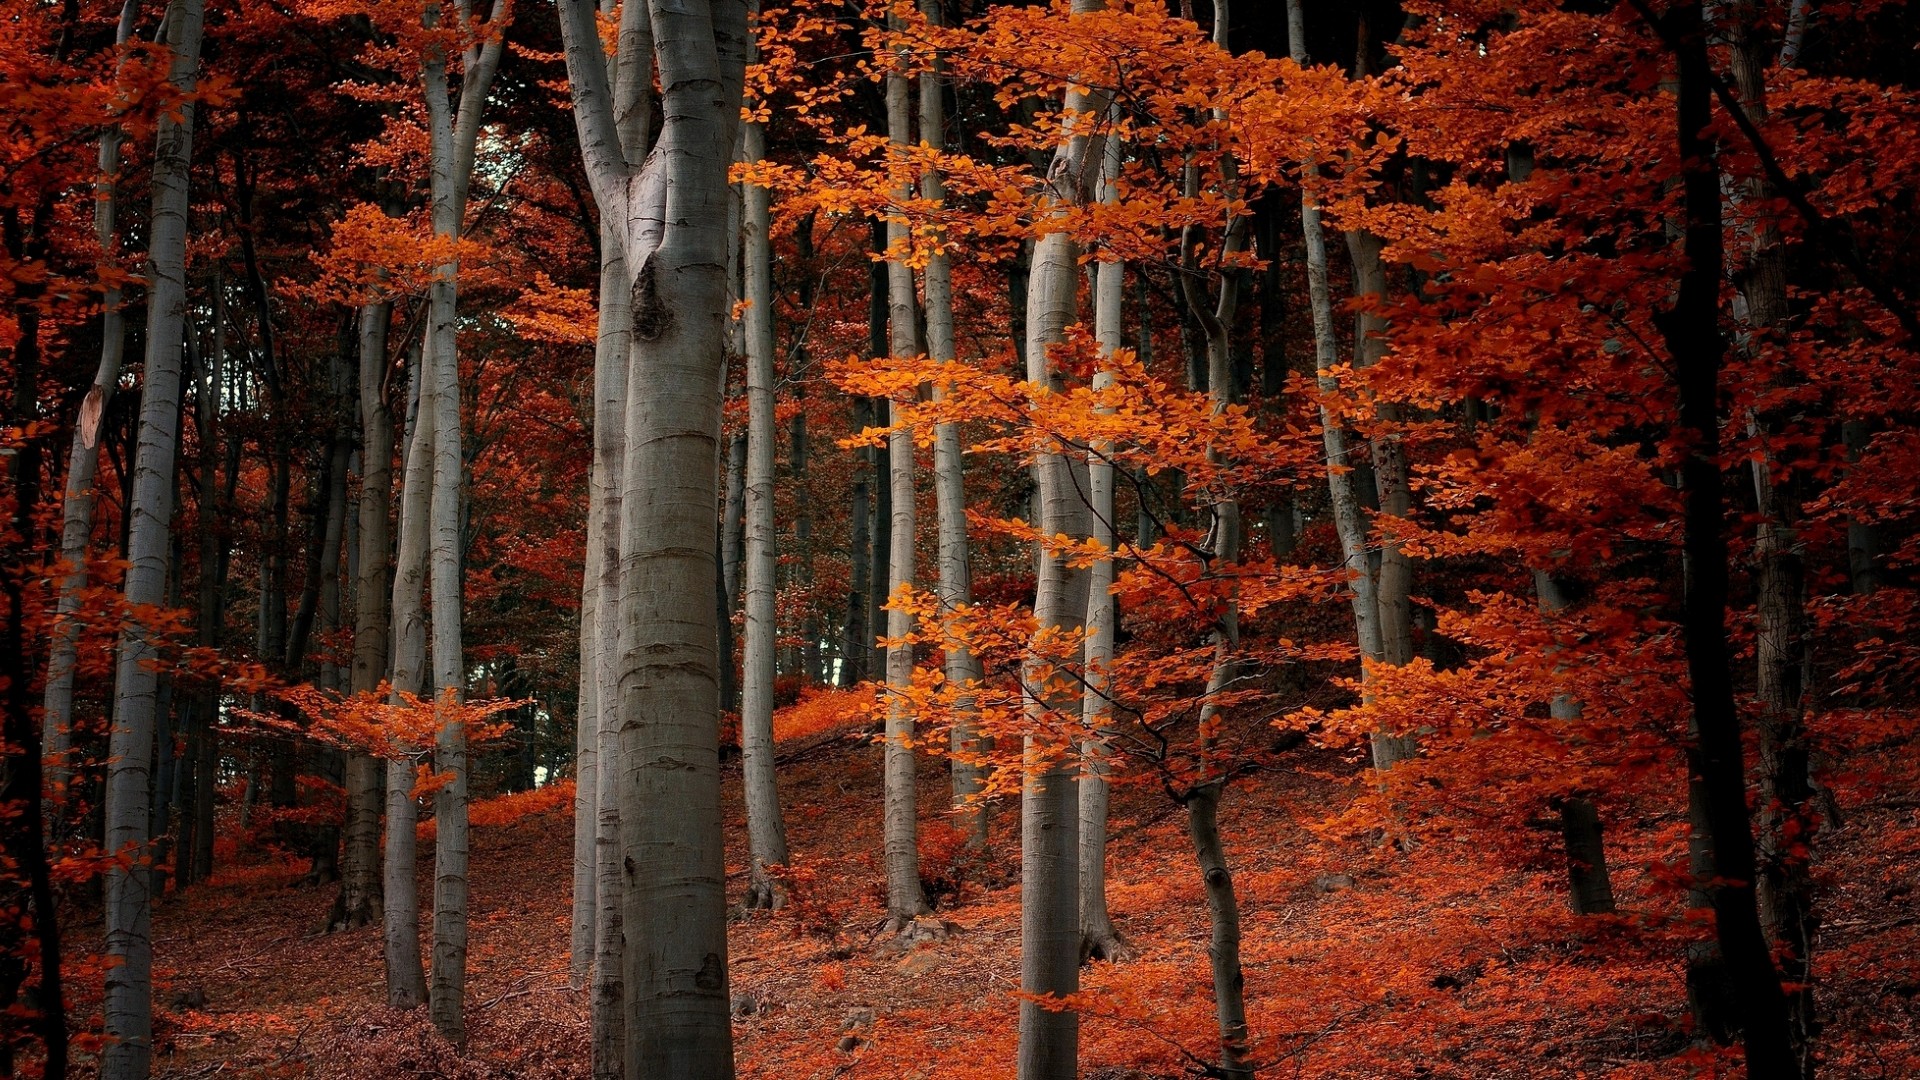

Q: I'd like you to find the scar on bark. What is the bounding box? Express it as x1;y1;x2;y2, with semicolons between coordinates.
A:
630;259;670;341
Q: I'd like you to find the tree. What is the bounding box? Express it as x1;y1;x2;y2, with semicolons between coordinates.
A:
742;12;793;908
1016;5;1106;1076
1648;1;1799;1072
557;0;750;1071
102;1;206;1074
338;294;395;932
42;0;138;816
879;8;931;934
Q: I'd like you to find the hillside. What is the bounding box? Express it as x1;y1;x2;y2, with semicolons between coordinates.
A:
107;714;1920;1080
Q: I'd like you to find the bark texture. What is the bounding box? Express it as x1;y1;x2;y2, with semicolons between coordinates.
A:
102;3;205;1074
882;35;929;930
1658;4;1801;1074
741;108;792;910
337;298;395;932
384;344;432;1009
1017;7;1105;1072
43;0;138;812
557;0;750;1072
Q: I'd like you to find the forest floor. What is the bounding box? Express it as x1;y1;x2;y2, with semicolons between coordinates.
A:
76;708;1920;1080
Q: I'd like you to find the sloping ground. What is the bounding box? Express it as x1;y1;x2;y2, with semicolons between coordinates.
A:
110;718;1920;1080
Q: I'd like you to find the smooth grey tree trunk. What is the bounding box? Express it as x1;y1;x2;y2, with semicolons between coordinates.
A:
594;7;650;1069
337;298;394;932
384;341;432;1009
1079;119;1126;962
722;431;746;612
1018;8;1104;1073
44;0;139;816
590;222;633;1078
420;5;506;1041
572;464;602;983
917;0;989;852
102;3;204;1075
587;8;651;1068
881;32;930;931
1286;0;1409;772
558;0;749;1073
741;110;792;910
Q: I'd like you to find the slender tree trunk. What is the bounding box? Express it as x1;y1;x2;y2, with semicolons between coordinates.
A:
420;8;506;1039
1180;11;1254;1061
741;108;792;910
4;145;71;1080
1286;0;1407;772
1723;6;1816;1058
423;51;471;1042
880;27;930;931
43;0;138;815
584;215;632;1075
1533;571;1618;915
572;269;610;987
186;282;230;887
1079;119;1126;961
917;0;989;853
867;223;892;693
102;3;204;1074
722;431;746;612
1345;229;1416;674
842;393;873;687
337;301;393;931
384;341;431;1009
1018;8;1104;1072
588;6;648;1064
1659;5;1800;1075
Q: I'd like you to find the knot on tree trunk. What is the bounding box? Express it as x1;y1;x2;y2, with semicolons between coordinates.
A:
630;259;670;341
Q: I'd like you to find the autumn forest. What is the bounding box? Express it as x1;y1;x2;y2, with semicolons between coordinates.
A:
3;0;1919;1076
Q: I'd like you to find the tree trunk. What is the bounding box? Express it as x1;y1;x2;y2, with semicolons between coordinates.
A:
741;109;792;910
589;6;648;1064
1534;571;1618;916
1723;4;1816;1057
841;392;873;688
917;0;990;853
881;28;929;931
338;299;394;931
1659;5;1800;1075
1018;8;1104;1071
572;261;610;986
384;340;432;1009
102;3;204;1074
1286;0;1408;772
584;214;633;1075
723;431;746;613
557;1;749;1072
420;7;505;1040
1080;119;1126;961
43;0;138;815
178;298;228;889
1180;11;1253;1059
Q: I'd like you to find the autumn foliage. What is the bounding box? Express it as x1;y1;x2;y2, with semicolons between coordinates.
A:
5;0;1920;1078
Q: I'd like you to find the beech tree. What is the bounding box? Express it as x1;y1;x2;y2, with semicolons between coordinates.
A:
557;0;750;1072
102;1;205;1074
742;22;792;909
11;3;1920;1079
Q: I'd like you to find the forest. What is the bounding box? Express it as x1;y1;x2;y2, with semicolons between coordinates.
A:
3;0;1919;1076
